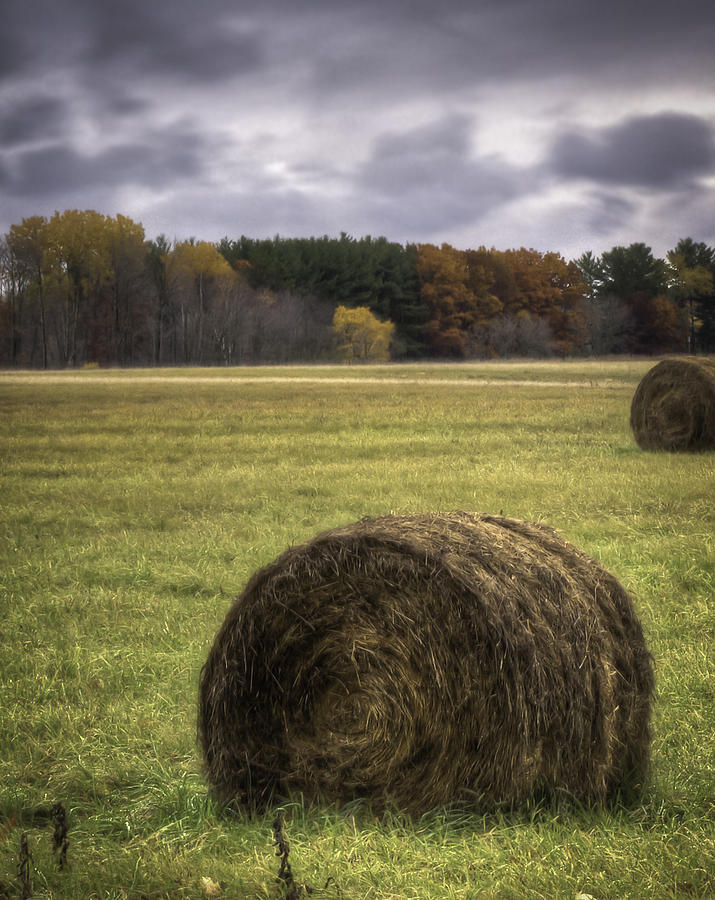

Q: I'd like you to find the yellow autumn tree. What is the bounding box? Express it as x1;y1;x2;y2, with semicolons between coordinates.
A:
44;209;112;366
168;240;235;362
332;305;394;362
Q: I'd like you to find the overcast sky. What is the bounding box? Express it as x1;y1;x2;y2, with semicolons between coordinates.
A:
2;0;714;260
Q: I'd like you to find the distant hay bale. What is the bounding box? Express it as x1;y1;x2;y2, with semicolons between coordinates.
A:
198;513;654;815
630;357;715;451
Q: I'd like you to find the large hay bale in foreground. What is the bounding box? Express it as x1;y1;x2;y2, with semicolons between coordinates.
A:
198;513;654;815
630;357;715;451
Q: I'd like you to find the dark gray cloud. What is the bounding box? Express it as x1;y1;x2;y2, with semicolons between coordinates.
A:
80;8;266;84
1;0;267;85
302;0;715;100
5;0;714;89
2;124;206;198
0;96;70;147
549;113;715;189
0;0;71;79
581;191;638;238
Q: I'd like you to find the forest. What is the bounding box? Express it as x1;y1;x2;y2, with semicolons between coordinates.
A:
1;209;714;367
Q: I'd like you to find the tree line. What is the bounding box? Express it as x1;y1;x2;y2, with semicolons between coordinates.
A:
1;209;713;368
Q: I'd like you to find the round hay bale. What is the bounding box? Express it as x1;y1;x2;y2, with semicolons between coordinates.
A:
198;512;654;815
630;356;715;451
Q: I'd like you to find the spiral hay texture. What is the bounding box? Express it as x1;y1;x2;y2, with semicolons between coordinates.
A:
198;513;654;815
630;357;715;451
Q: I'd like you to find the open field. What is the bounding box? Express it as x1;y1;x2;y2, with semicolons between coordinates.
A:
1;360;713;898
1;358;650;386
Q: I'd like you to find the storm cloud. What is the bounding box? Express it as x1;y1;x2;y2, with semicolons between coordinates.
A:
550;113;715;189
1;119;208;196
1;0;714;258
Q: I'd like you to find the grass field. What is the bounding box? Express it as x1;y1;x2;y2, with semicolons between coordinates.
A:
0;359;713;899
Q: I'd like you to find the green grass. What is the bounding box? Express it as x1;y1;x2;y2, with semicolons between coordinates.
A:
0;361;713;898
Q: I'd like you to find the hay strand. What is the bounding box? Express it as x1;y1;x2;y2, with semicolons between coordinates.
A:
198;512;654;815
630;357;715;451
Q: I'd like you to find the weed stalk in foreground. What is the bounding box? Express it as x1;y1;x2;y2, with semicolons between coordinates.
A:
18;833;31;900
51;802;69;870
273;813;304;898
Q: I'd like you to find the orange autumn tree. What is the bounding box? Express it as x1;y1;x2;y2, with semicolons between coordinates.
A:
416;243;587;357
489;248;588;355
416;243;501;356
539;252;590;355
628;292;687;353
463;247;504;326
